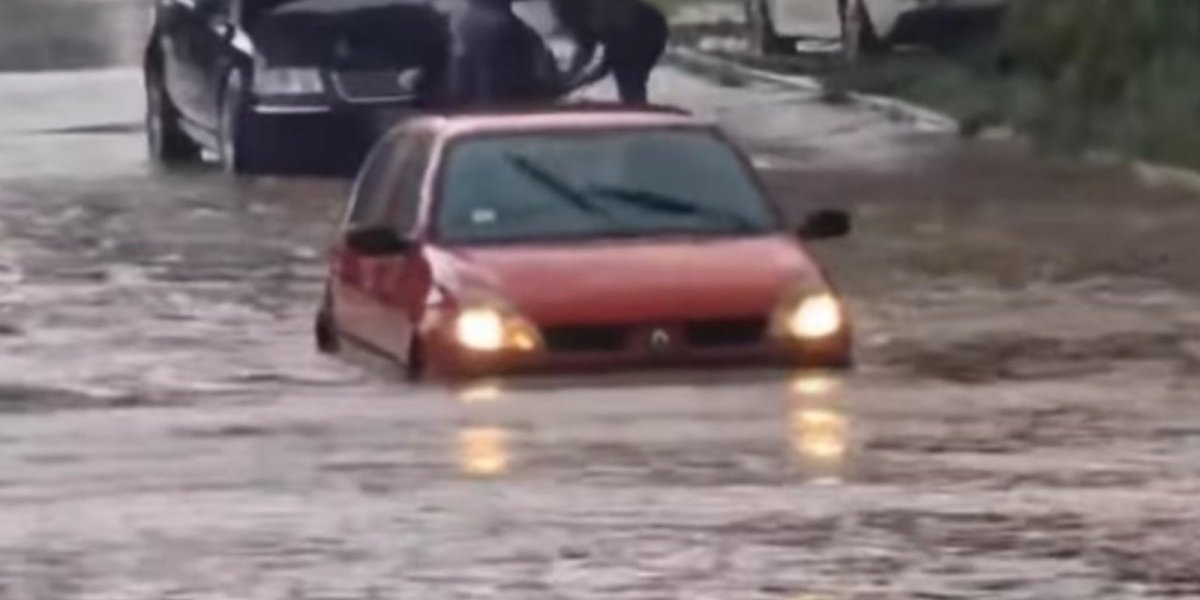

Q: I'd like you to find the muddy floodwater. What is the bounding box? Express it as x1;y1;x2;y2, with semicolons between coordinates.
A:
3;1;1200;599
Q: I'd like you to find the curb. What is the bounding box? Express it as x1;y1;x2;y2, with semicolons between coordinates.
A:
665;45;958;133
1133;160;1200;196
666;43;1200;195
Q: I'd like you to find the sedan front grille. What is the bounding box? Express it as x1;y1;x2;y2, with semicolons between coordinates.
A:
542;324;630;353
541;317;768;354
683;317;768;348
332;70;417;103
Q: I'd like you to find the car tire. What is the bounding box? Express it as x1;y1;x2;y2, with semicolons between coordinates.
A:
841;0;886;64
314;288;340;354
218;70;275;175
403;337;424;382
145;69;202;166
746;0;797;57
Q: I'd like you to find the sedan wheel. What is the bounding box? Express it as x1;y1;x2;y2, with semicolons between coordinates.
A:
314;289;340;354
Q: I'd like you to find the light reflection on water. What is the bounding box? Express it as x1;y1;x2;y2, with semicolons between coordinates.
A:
448;371;854;481
456;426;512;477
456;378;504;405
786;371;851;483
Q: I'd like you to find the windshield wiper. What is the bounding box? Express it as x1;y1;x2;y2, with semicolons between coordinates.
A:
585;184;761;233
505;154;613;220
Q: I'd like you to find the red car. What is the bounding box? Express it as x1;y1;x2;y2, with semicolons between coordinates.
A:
314;104;853;381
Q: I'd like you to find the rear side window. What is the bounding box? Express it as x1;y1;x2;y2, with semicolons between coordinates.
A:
392;131;434;234
346;134;409;227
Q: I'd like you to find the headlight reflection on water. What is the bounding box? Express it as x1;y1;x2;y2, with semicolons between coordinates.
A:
790;408;849;462
790;372;842;397
457;378;504;404
787;372;851;482
457;426;511;477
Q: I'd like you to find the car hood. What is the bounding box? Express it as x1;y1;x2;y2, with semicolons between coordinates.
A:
429;235;828;324
252;0;447;68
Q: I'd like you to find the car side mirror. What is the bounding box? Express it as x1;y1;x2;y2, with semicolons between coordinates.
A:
798;209;851;240
344;226;412;256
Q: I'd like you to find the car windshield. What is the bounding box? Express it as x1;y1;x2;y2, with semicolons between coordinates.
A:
436;128;779;245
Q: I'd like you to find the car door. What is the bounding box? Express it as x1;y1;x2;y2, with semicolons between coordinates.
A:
190;0;240;130
331;132;409;348
367;130;436;359
157;0;207;122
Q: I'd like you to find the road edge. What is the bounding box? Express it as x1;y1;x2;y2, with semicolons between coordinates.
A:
664;45;958;134
666;45;1200;196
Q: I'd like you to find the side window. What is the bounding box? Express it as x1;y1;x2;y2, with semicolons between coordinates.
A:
347;135;412;227
393;131;434;234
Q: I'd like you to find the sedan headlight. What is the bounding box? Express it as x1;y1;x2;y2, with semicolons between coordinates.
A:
453;302;541;352
456;308;506;351
771;284;846;341
253;67;325;95
788;293;843;339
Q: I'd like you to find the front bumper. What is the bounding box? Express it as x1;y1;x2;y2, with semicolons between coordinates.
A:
418;317;853;382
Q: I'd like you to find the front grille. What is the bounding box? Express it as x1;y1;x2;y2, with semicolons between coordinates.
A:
332;70;416;103
683;318;768;348
543;324;629;353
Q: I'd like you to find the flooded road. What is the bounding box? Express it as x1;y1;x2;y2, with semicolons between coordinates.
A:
4;1;1200;599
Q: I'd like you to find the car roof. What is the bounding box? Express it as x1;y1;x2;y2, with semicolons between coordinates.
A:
399;103;716;139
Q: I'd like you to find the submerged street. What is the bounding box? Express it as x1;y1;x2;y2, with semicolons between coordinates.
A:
3;1;1200;598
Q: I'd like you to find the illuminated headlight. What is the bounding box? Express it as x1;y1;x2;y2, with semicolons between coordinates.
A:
453;304;541;352
253;67;324;95
455;308;506;351
788;293;843;339
771;285;845;341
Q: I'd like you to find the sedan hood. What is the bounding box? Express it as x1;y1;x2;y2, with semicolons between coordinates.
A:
252;0;447;68
432;235;826;323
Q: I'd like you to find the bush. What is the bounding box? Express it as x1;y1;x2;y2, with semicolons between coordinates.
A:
997;0;1200;166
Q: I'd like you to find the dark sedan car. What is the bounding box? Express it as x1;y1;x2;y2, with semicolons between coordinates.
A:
143;0;447;174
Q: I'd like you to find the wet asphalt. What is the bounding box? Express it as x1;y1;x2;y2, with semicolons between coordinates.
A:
3;1;1200;598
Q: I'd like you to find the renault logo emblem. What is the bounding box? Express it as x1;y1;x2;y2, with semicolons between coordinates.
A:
649;328;671;351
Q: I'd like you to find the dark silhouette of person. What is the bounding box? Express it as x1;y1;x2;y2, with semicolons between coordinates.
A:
436;0;563;109
545;0;668;104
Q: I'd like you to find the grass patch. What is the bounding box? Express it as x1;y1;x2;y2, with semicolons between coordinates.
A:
829;0;1200;170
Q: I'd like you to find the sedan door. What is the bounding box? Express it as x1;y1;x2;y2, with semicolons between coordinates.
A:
363;131;435;359
330;132;410;350
189;0;242;130
157;0;207;123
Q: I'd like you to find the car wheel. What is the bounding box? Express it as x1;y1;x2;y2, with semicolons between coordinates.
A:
314;288;340;354
746;0;797;57
404;337;424;382
840;0;886;64
218;70;274;175
145;70;201;165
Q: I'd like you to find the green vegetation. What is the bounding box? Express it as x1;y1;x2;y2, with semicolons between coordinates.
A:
833;0;1200;169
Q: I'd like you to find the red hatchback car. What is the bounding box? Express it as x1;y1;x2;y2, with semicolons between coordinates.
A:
314;105;853;381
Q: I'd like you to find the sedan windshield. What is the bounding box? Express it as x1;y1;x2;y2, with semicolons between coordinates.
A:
436;128;780;245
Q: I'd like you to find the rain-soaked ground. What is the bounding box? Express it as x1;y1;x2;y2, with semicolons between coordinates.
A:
3;1;1200;599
